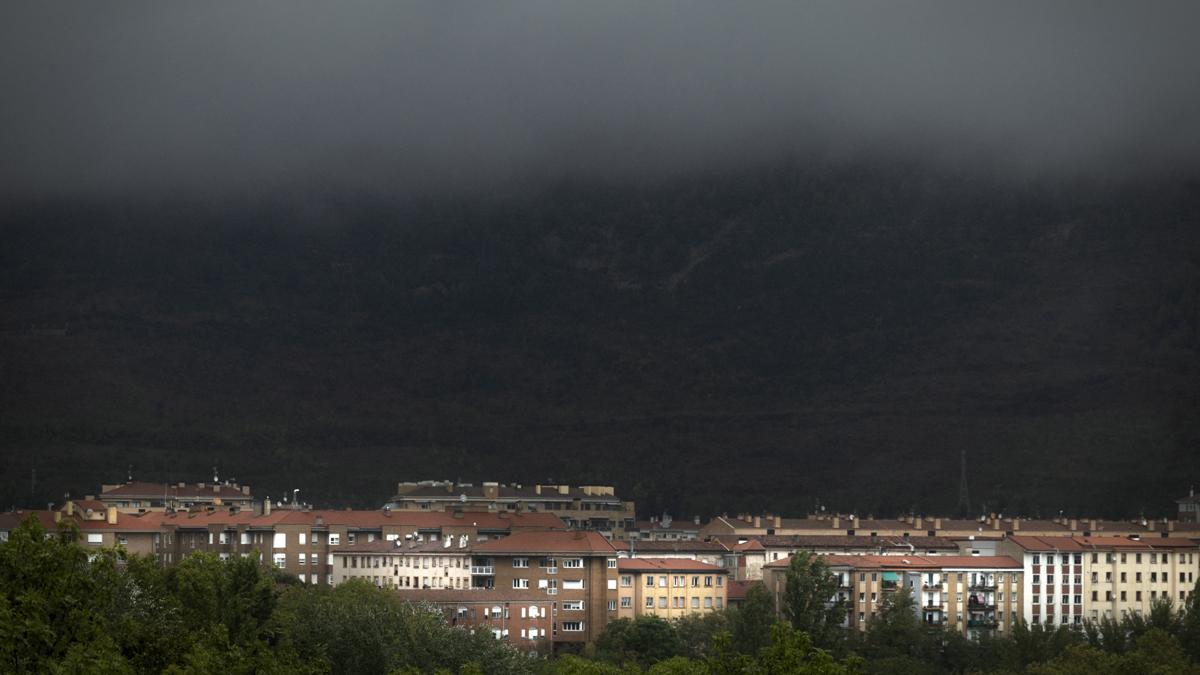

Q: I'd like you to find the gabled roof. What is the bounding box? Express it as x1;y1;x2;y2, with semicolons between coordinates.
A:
473;530;617;555
764;553;1021;570
617;557;726;572
610;540;729;553
100;481;252;500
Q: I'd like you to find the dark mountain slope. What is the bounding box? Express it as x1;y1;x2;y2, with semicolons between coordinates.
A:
1;164;1197;517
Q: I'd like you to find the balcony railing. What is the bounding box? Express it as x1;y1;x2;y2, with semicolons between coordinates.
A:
967;619;998;629
546;588;558;595
546;567;558;575
470;566;495;575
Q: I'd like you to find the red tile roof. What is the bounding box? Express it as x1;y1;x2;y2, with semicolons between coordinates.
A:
617;558;726;572
764;553;1020;570
100;481;253;500
473;530;617;555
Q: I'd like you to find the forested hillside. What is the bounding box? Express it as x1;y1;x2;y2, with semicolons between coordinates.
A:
2;162;1198;517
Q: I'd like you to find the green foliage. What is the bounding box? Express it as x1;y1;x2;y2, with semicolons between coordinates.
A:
780;552;849;652
728;582;774;656
594;616;683;668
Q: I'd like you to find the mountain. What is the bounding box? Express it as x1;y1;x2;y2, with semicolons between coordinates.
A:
2;162;1198;518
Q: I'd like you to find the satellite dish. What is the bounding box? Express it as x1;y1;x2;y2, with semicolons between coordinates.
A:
460;493;468;503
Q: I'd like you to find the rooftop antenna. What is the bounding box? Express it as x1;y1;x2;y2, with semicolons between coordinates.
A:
293;488;300;505
213;465;219;484
956;449;971;517
127;464;133;483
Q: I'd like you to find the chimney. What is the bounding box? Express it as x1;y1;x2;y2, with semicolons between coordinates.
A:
832;516;840;529
1012;519;1020;531
54;511;62;523
264;499;271;516
1168;521;1175;532
695;515;702;525
1069;519;1078;531
753;516;761;528
242;485;251;495
213;484;219;493
992;518;1000;530
774;515;781;528
934;518;942;529
178;482;186;488
446;483;455;493
914;516;923;529
535;485;542;495
106;505;118;525
1089;519;1097;531
65;501;75;517
558;485;569;495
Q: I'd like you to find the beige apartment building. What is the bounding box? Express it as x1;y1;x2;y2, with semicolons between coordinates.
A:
613;558;728;620
763;554;1023;638
1002;535;1200;628
384;481;636;537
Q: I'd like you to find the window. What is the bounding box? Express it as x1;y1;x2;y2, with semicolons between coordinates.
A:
607;559;618;569
329;534;340;546
563;600;584;611
563;579;585;590
646;596;655;608
691;576;699;587
561;621;583;632
658;597;667;608
659;576;667;588
1033;554;1040;564
621;597;632;608
716;598;723;609
704;597;713;608
621;575;633;587
673;575;685;587
607;600;617;611
117;535;128;546
646;576;655;587
704;576;713;587
299;532;307;546
691;597;700;609
513;558;529;568
273;553;286;568
87;533;103;544
562;558;584;569
513;579;529;589
298;553;307;566
273;533;287;549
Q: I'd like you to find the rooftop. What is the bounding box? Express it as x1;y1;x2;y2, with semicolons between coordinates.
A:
617;557;726;572
473;530;617;555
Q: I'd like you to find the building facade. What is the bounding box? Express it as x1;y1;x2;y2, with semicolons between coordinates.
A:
614;558;728;620
384;481;636;537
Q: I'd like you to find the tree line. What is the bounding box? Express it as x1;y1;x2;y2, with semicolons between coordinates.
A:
3;517;1200;674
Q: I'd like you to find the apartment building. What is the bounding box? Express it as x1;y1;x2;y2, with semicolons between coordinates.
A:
703;513;1200;541
763;554;1023;638
1002;535;1200;627
384;481;636;537
467;530;618;647
98;480;255;513
402;588;559;647
710;534;961;581
629;514;702;541
613;558;728;620
331;537;474;589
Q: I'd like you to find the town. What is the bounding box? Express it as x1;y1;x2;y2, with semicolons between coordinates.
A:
4;476;1198;653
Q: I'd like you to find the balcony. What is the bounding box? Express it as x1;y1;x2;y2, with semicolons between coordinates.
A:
967;619;998;629
545;567;558;575
470;566;494;575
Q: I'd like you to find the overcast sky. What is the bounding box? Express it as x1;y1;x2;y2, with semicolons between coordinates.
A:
2;1;1199;197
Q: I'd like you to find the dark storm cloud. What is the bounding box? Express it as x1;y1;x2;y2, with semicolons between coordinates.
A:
2;1;1199;196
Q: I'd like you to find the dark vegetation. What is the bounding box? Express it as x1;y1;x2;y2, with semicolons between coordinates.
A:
2;162;1198;516
4;517;1200;674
